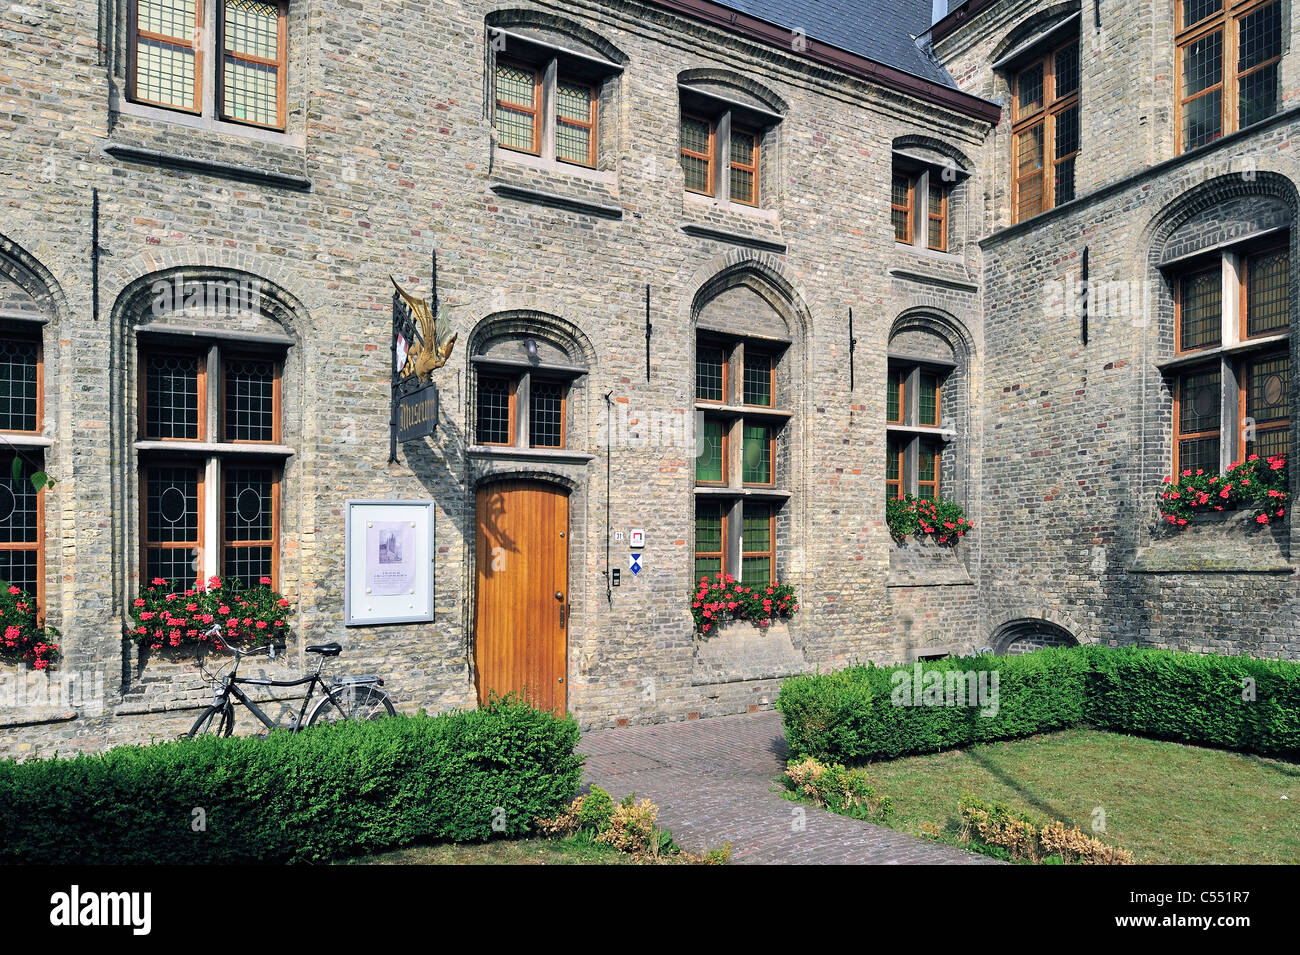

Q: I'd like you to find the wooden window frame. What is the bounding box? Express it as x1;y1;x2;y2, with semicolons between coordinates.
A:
887;360;951;499
741;506;775;586
216;0;289;131
681;112;716;198
127;0;205;115
892;172;915;244
528;377;567;450
220;352;282;444
729;126;760;207
139;459;206;591
0;455;47;612
1169;236;1291;475
1240;240;1290;342
137;340;285;590
1239;348;1290;455
694;502;727;580
1176;0;1283;154
1174;262;1224;356
475;374;517;447
917;442;942;501
886;366;905;425
927;179;949;252
219;462;281;587
1172;363;1223;476
0;335;43;436
140;347;208;442
1010;38;1080;224
495;58;543;157
696;342;729;404
555;76;598;169
885;440;904;500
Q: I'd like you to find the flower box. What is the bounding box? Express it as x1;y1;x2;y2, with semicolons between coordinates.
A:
691;618;809;685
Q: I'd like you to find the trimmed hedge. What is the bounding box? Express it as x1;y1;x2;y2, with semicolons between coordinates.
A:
0;696;583;864
778;648;1088;762
1086;646;1300;756
778;645;1300;763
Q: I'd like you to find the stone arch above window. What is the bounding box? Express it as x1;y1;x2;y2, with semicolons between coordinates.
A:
118;266;304;345
486;9;629;67
677;68;788;118
1148;173;1297;267
990;2;1082;67
991;618;1080;655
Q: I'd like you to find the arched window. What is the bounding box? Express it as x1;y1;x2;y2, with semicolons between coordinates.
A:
886;315;970;504
0;258;50;604
692;271;796;587
131;271;295;590
468;314;590;452
1152;183;1293;476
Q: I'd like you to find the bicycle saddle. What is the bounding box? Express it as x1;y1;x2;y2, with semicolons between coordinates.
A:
306;643;342;656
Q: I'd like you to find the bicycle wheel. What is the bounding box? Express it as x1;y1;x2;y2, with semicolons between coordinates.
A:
306;684;396;726
189;701;235;738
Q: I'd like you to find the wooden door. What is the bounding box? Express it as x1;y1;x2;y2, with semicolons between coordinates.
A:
474;480;569;714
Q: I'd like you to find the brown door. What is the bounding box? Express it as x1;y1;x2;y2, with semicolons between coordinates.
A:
474;480;569;714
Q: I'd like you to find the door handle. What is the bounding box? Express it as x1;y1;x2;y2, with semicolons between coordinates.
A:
554;591;563;600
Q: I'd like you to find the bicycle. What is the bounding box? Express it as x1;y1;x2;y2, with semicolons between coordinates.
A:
188;625;395;737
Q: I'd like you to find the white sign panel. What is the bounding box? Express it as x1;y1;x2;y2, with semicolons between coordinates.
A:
345;500;435;626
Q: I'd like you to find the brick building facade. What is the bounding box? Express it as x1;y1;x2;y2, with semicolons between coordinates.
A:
0;0;1296;756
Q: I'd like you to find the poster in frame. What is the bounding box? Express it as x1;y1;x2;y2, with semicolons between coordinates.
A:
344;499;435;626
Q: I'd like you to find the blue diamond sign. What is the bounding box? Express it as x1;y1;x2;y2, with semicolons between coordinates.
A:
630;552;642;575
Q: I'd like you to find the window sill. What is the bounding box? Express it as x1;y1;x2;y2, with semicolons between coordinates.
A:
1131;509;1291;573
134;441;295;458
102;143;312;192
694;402;793;421
488;152;621;219
467;445;596;465
886;424;955;441
693;486;791;501
0;433;53;449
112;92;304;148
1155;334;1289;373
886;255;978;292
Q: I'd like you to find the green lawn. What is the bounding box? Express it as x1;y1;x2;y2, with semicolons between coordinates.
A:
855;729;1299;864
342;835;688;865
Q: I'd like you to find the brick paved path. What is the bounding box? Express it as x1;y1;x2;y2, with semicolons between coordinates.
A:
580;710;996;864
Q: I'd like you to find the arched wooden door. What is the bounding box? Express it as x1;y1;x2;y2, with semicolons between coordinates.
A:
474;480;569;714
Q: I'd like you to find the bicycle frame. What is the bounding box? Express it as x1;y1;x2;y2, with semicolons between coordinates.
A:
206;642;366;733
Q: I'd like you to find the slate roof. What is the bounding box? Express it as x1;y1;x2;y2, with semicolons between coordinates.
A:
712;0;955;87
